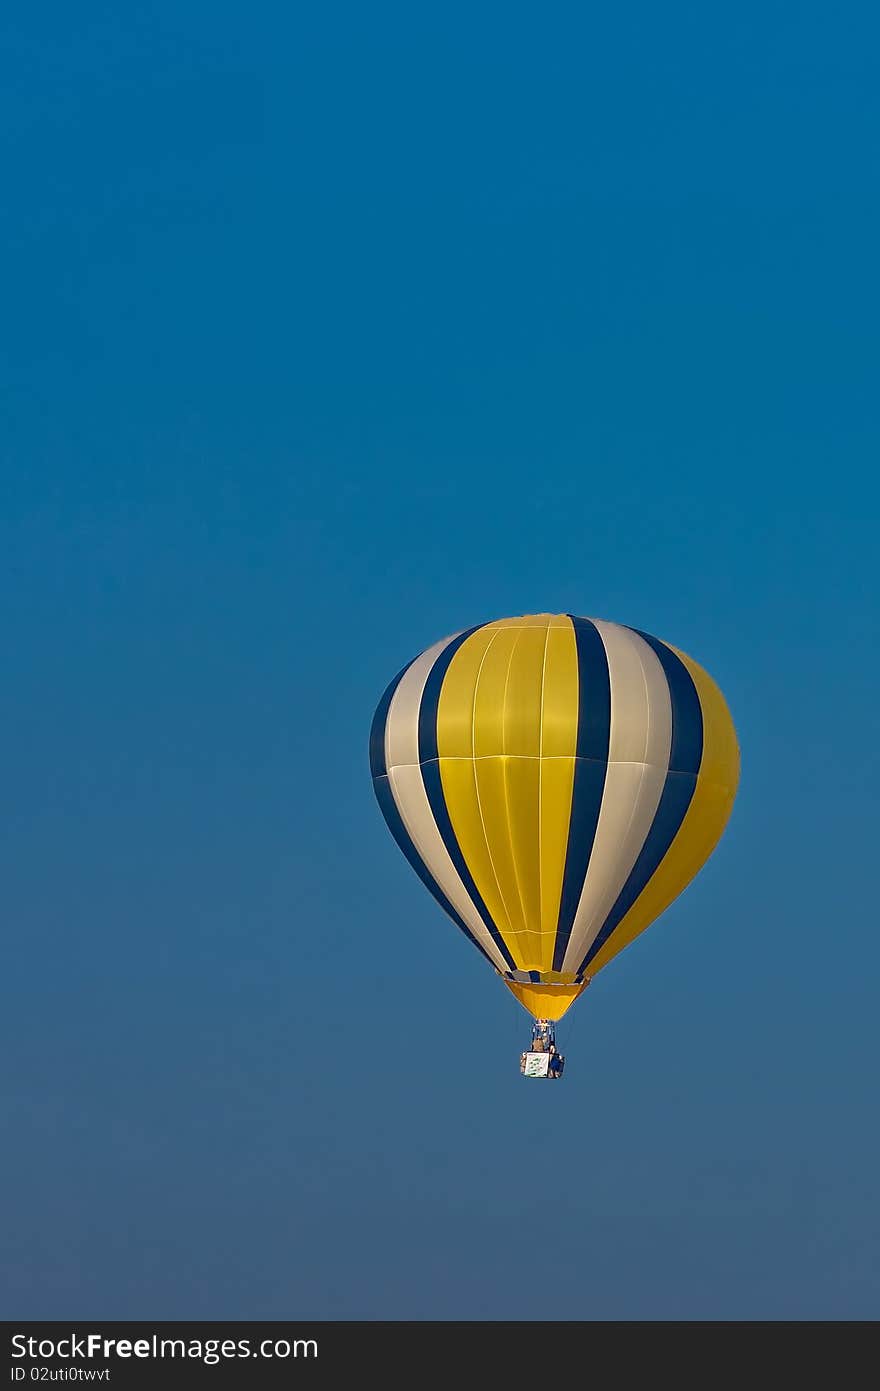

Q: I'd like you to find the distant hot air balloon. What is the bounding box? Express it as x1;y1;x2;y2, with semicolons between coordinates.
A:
370;614;740;1079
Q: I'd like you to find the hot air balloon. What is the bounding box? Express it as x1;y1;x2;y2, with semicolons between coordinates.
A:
370;613;740;1079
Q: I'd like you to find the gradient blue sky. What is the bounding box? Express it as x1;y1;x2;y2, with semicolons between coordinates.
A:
3;2;878;1319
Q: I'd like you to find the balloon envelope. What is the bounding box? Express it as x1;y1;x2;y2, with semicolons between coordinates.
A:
370;614;739;1020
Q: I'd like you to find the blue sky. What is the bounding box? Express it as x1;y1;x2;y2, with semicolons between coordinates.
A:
3;2;878;1318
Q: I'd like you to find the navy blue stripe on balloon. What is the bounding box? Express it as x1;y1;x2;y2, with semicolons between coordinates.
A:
633;629;704;775
576;636;704;975
369;659;415;779
417;624;518;973
371;774;498;971
420;758;517;972
552;616;612;972
417;626;482;765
